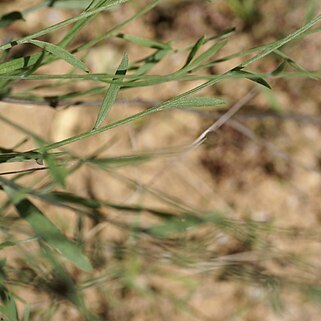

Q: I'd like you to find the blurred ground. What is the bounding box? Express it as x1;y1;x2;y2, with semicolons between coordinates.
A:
0;0;321;320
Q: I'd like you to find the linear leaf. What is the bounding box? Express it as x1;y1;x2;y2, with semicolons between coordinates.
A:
116;33;171;49
148;215;203;238
43;152;67;187
94;53;128;128
271;61;287;76
4;186;93;272
0;241;15;250
0;53;43;74
22;305;31;321
51;192;101;209
89;154;151;167
28;39;88;72
48;0;93;9
305;0;319;23
179;40;227;74
134;48;171;76
0;294;19;321
168;96;227;109
0;151;44;164
230;68;272;89
182;35;206;68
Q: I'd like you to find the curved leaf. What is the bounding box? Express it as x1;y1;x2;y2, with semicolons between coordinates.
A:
29;39;88;72
4;185;92;272
94;53;128;128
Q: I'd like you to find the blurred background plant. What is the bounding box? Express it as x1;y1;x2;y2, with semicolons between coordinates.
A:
227;0;261;26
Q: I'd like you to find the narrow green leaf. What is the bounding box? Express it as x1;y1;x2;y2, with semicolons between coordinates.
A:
23;305;31;321
89;154;151;167
51;192;101;209
168;96;227;109
179;40;227;74
43;152;67;187
0;151;44;164
148;215;202;238
275;52;318;79
94;53;128;128
4;186;93;272
230;68;272;89
116;33;170;49
47;0;93;9
182;35;206;68
261;87;283;112
28;39;88;72
23;49;46;76
274;50;309;74
305;0;319;23
0;241;15;250
0;295;19;321
0;53;43;74
39;242;86;307
271;61;287;76
208;27;236;41
134;48;171;76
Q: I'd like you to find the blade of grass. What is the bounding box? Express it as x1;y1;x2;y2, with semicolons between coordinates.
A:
51;192;101;209
133;48;171;76
170;97;227;109
306;0;319;23
116;33;171;50
42;152;67;187
230;68;271;89
0;294;19;321
176;40;227;74
47;0;94;9
88;154;151;167
0;241;15;250
28;40;88;73
3;184;93;272
22;305;30;321
94;52;128;128
0;53;44;74
182;35;206;68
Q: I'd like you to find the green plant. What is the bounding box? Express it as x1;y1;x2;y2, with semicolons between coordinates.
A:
227;0;261;25
0;0;320;320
